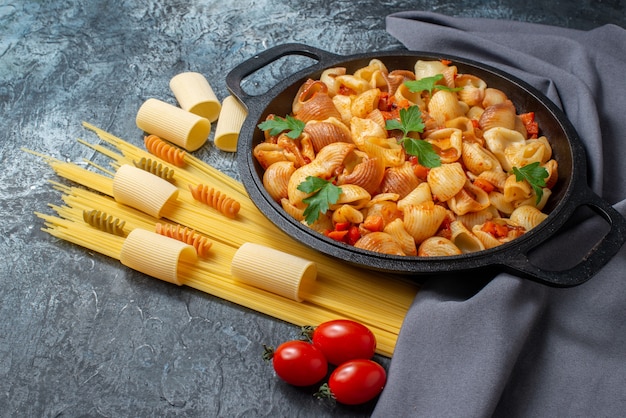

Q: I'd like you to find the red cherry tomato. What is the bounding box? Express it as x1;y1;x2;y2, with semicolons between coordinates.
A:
320;359;387;405
311;319;376;365
265;341;328;386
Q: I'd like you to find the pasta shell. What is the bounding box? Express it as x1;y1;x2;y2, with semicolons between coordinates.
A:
287;142;355;206
354;58;388;81
503;174;532;203
428;90;467;126
350;116;388;148
427;162;466;202
543;159;559;189
263;161;296;202
304;117;353;152
414;60;448;80
426;128;463;164
365;108;387;130
384;219;417;256
334;74;371;95
472;227;503;249
456;206;499;230
293;79;342;122
380;161;421;199
350;88;381;119
462;142;502;175
253;142;289;170
320;67;347;96
455;74;487;106
383;70;414;96
332;94;353;125
504;141;550;168
481;88;508;108
479;100;517;131
449;220;485;253
338;156;385;195
393;82;425;108
483;127;526;171
397;182;432;211
418;236;462;257
280;198;305;222
354;232;406;256
331;204;364;224
476;169;508;191
489;191;516;215
331;184;371;210
515;188;552;210
448;180;491;216
364;200;402;228
403;201;447;244
509;205;548;231
360;136;405;167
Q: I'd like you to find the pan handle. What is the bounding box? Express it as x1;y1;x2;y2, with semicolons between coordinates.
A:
226;43;340;106
501;188;626;287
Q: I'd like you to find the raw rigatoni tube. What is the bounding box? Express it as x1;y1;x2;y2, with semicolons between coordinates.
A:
136;98;210;151
213;95;248;152
231;242;317;302
169;72;221;123
112;164;179;218
120;228;197;285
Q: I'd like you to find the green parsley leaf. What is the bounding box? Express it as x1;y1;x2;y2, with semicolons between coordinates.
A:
257;115;305;139
385;106;425;137
385;105;440;168
404;74;463;96
512;162;549;205
404;138;441;168
297;176;342;224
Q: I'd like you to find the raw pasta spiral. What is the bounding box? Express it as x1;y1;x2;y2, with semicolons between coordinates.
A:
133;157;175;181
83;209;126;237
144;134;186;167
255;58;559;257
154;222;212;258
188;183;241;219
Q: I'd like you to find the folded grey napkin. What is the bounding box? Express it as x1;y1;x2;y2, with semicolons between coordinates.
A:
373;12;626;417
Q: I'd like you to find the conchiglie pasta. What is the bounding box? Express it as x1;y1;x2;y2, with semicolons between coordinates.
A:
253;58;558;258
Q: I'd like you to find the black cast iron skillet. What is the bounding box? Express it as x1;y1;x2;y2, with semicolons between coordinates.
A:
226;43;626;287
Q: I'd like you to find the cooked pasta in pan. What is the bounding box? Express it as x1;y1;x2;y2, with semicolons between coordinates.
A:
256;58;557;256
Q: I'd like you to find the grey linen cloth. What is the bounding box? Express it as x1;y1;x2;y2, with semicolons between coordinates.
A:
373;12;626;417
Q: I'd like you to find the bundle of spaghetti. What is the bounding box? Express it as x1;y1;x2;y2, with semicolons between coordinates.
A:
47;183;409;335
35;206;400;355
29;123;421;356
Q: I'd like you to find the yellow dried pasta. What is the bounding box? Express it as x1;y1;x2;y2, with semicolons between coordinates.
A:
214;95;248;152
120;228;197;286
136;98;211;151
112;164;179;218
231;242;317;302
170;72;221;123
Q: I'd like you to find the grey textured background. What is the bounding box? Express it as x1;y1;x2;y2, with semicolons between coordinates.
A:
1;1;624;416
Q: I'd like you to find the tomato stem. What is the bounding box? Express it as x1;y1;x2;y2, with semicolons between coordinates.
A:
262;344;275;362
314;383;335;401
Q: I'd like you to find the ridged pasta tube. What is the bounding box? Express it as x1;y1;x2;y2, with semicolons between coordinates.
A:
231;243;317;302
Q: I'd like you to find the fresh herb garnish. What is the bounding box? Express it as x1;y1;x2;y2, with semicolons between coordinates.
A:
297;176;342;224
385;106;441;168
404;74;463;96
512;162;549;205
258;115;305;139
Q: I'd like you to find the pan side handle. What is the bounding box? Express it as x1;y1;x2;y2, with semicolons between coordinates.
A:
501;189;626;287
225;43;339;105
